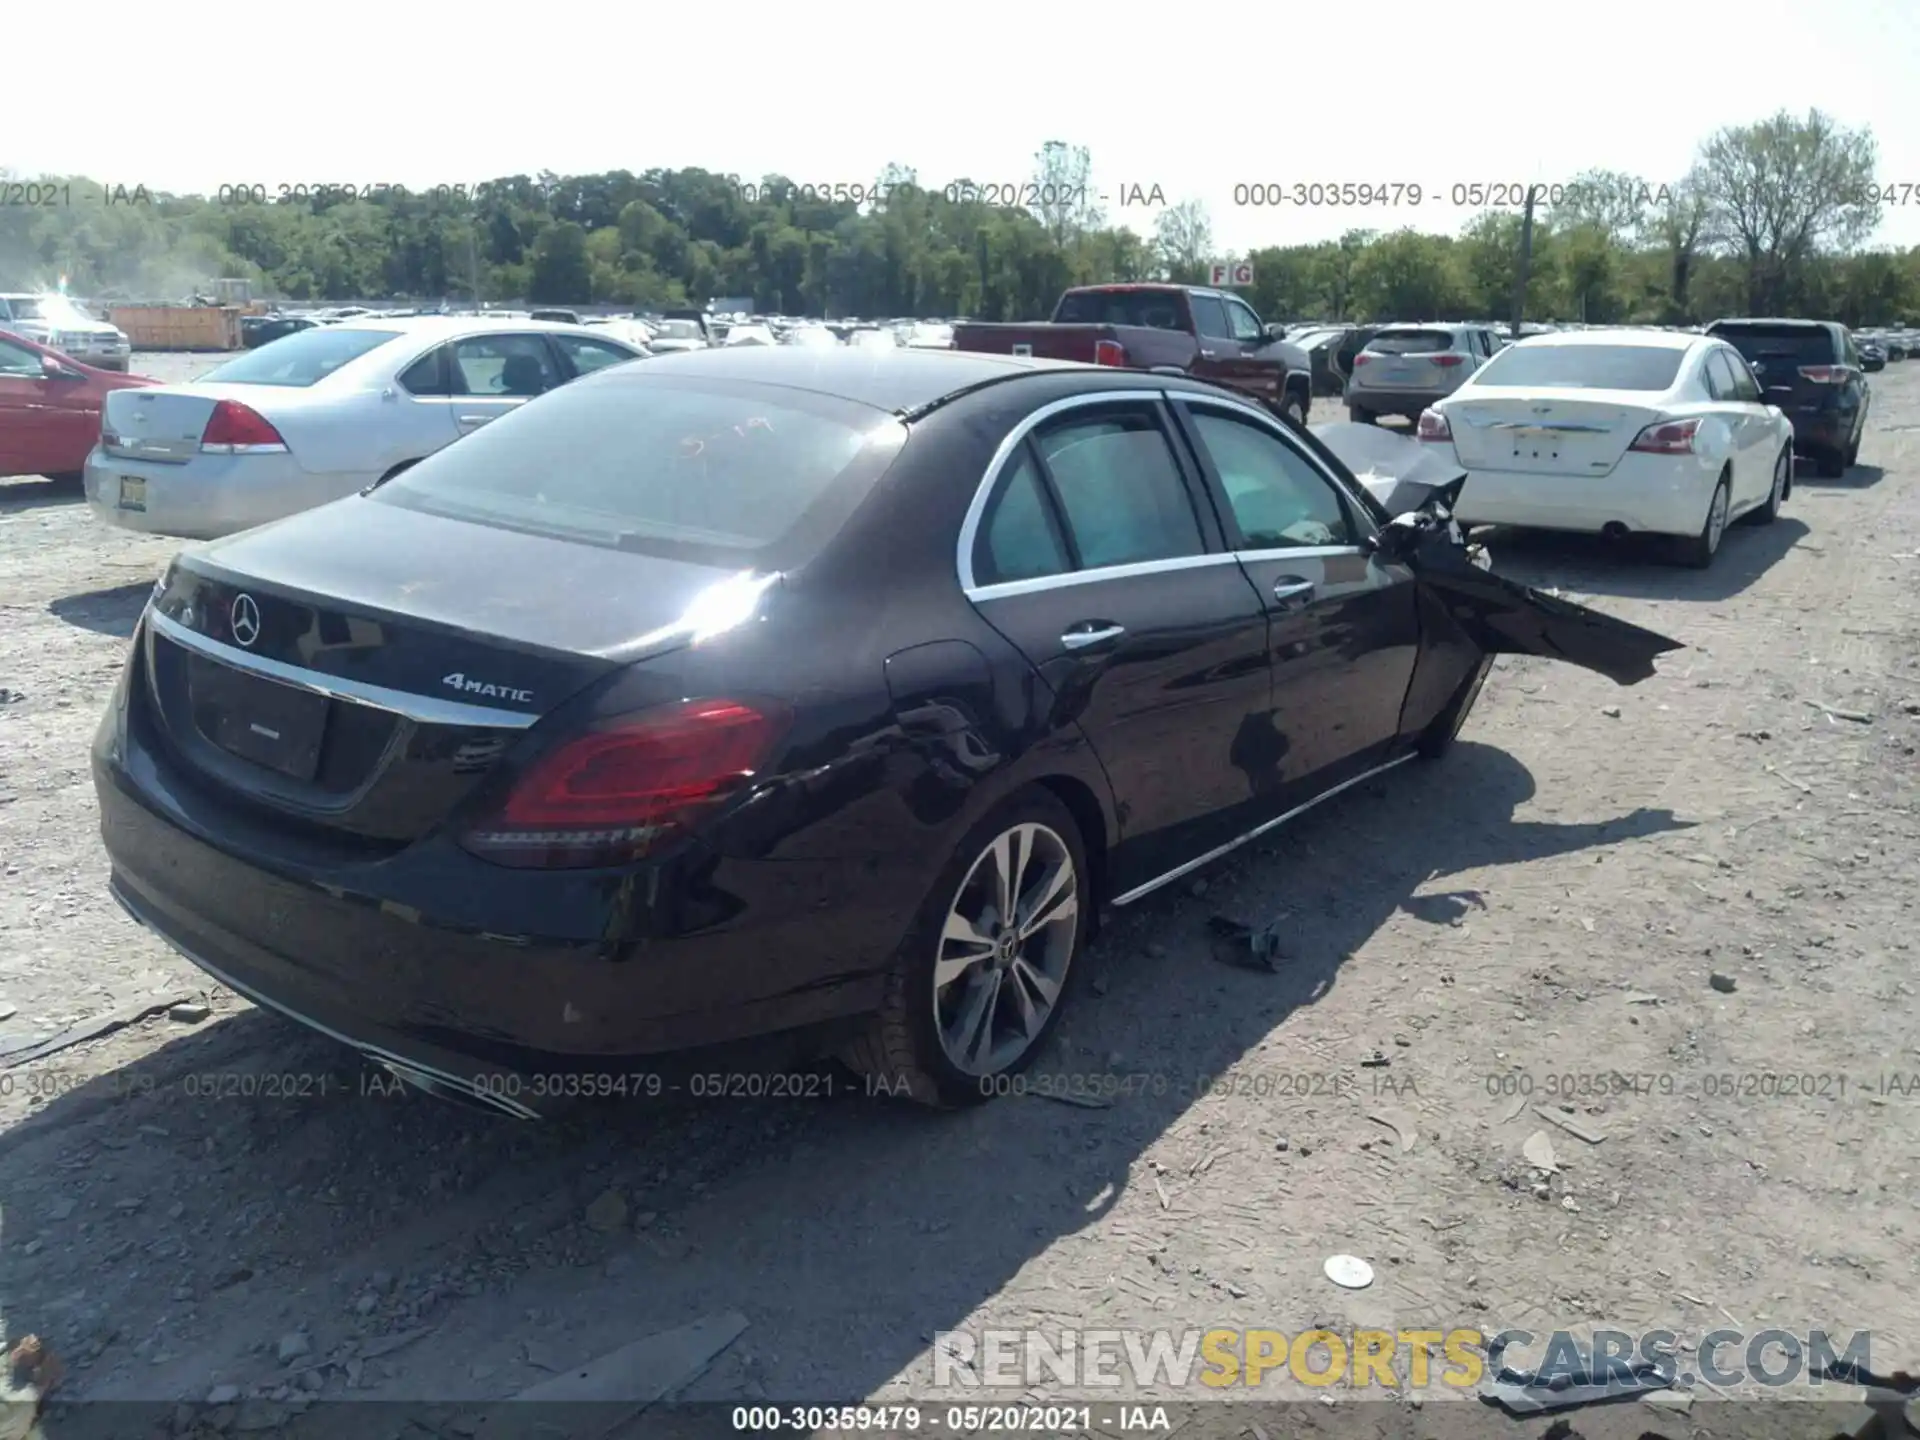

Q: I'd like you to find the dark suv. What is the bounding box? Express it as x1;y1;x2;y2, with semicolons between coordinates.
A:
1704;319;1870;477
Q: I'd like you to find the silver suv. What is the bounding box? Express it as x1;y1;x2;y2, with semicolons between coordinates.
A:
0;294;133;372
1346;322;1499;423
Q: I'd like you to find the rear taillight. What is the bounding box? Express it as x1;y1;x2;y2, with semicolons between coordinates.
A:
199;400;289;453
1352;353;1372;367
1416;408;1452;442
1628;417;1701;455
1430;353;1466;367
1797;365;1849;384
460;698;788;869
1092;339;1128;366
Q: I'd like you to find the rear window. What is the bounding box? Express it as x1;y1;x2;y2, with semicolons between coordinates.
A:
1470;343;1685;391
1053;290;1189;330
1708;324;1838;367
1365;330;1459;355
370;375;901;565
199;327;400;386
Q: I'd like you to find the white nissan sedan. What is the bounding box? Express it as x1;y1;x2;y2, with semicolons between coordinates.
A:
84;317;646;539
1418;330;1795;567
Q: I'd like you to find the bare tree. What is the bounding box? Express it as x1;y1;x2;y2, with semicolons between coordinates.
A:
1154;199;1213;282
1030;141;1104;246
1694;109;1878;312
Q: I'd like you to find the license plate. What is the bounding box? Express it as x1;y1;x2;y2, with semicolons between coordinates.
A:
186;655;329;781
1380;365;1415;382
117;477;146;511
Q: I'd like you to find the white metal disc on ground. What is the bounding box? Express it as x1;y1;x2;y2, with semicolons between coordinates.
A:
1323;1254;1374;1289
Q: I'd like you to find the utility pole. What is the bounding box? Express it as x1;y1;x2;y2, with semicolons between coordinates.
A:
468;223;482;308
1510;183;1539;337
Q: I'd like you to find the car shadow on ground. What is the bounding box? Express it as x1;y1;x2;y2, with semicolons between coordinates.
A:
0;476;82;515
48;582;155;638
1800;461;1885;489
1479;515;1811;603
0;742;1695;1415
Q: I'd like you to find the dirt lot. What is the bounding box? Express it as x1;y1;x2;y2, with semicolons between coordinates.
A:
2;353;1918;1435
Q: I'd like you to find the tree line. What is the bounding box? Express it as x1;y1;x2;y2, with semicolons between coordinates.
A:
2;111;1913;326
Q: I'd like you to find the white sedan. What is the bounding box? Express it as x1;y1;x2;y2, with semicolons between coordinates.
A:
1418;329;1795;567
83;316;646;539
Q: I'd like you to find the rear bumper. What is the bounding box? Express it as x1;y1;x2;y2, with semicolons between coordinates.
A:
94;716;897;1115
83;447;366;539
1448;449;1719;537
1347;385;1454;417
1785;408;1854;452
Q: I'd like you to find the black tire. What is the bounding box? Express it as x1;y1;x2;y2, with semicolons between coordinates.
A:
1679;474;1731;569
1844;425;1861;467
1348;405;1376;425
1280;390;1307;426
1417;654;1494;759
1751;446;1790;525
44;471;84;487
843;787;1091;1108
1815;446;1846;479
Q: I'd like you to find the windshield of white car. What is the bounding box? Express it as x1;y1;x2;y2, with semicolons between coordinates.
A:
198;328;402;386
1469;344;1685;391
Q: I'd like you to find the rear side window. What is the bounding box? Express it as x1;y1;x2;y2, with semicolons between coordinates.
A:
198;327;400;386
1471;344;1685;391
398;346;450;396
451;334;563;396
1190;294;1231;339
1702;349;1739;401
1031;409;1204;570
1365;329;1457;355
976;449;1071;585
371;376;896;564
1708;324;1839;368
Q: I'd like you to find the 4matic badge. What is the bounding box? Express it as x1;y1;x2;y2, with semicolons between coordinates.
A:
441;672;534;704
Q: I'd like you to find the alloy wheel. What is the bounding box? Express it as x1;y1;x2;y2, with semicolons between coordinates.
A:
932;822;1078;1076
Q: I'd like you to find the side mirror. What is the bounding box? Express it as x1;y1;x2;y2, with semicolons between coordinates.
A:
1263;323;1288;342
1362;514;1423;562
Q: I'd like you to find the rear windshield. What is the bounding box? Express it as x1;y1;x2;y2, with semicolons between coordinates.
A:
1708;325;1837;367
1054;290;1189;330
1471;343;1685;391
370;375;902;565
199;327;400;386
1365;330;1458;355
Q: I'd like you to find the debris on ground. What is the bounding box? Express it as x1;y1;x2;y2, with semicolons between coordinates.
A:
1204;915;1284;972
1522;1130;1560;1173
1804;699;1874;724
167;1000;210;1024
585;1190;629;1233
1481;1335;1673;1414
1534;1107;1607;1145
1709;971;1738;993
0;995;191;1067
1367;1109;1417;1153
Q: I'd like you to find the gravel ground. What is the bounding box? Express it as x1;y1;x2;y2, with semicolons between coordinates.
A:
2;352;1919;1435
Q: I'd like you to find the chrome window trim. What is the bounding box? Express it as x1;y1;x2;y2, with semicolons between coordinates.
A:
1231;543;1366;563
1172;391;1380;544
1111;752;1417;907
969;552;1242;603
148;608;538;730
956;388;1195;598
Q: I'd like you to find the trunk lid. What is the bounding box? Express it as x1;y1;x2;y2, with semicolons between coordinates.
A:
101;384;285;464
138;498;745;843
1442;390;1667;477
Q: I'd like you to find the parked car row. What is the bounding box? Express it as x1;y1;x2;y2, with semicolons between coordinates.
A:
0;292;134;371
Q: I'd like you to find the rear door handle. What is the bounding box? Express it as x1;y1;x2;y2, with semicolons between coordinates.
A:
1199;350;1218;359
1271;576;1315;606
455;414;494;430
1061;622;1125;650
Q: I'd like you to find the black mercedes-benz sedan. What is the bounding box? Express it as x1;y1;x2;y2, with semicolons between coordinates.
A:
93;346;1680;1115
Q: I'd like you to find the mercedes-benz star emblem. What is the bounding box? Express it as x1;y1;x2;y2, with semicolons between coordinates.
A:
229;593;261;648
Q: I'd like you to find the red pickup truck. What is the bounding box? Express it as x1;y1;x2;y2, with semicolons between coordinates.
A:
952;283;1313;423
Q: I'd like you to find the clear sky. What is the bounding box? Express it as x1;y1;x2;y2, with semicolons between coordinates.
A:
16;0;1919;253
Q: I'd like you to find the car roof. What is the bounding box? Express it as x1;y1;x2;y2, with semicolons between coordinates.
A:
325;315;613;340
1505;327;1704;351
592;345;1100;413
